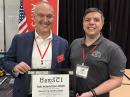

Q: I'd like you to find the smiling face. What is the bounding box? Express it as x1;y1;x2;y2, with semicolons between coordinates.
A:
83;11;104;38
33;2;54;34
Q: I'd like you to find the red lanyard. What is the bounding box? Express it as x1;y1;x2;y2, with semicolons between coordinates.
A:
82;45;97;65
35;39;51;64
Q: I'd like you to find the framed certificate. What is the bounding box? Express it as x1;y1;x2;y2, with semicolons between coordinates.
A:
28;68;76;97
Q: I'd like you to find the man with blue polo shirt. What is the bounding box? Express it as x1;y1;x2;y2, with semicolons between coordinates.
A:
70;8;127;97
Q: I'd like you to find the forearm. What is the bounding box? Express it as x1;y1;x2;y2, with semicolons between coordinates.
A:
4;61;17;74
79;76;123;97
93;76;123;96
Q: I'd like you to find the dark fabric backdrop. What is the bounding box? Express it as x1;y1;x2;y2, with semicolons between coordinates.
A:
58;0;130;68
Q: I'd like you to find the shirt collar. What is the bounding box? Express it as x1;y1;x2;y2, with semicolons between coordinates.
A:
35;30;53;41
81;34;103;46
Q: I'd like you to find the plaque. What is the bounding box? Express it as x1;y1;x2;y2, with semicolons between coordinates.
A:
28;69;76;97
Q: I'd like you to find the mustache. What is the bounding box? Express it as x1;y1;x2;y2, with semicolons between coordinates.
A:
39;21;51;26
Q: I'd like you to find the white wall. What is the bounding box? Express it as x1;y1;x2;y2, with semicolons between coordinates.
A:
0;0;4;52
0;0;19;52
5;0;19;51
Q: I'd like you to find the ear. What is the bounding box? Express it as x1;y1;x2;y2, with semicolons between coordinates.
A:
32;12;35;19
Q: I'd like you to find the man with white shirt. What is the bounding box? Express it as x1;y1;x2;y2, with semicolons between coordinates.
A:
3;1;70;97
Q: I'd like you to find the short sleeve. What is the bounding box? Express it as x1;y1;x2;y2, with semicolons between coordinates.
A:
109;47;127;76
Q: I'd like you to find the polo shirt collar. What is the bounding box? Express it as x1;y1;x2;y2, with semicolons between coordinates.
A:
81;34;103;46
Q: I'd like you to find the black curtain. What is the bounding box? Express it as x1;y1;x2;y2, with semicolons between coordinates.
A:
109;0;130;68
58;0;130;68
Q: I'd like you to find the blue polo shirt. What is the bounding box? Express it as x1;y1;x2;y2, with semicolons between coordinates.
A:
70;36;127;97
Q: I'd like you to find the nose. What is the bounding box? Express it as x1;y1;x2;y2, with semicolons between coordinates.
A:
89;19;95;24
42;16;48;22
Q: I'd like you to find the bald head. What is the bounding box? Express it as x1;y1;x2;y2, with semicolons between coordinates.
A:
33;1;54;35
34;1;54;15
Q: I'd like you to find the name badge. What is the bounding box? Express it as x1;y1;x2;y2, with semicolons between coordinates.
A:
76;64;89;79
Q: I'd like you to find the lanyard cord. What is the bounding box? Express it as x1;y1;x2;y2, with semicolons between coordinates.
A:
82;45;97;64
35;39;51;60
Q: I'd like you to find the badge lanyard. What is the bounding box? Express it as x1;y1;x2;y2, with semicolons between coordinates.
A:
35;39;51;65
82;45;97;66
